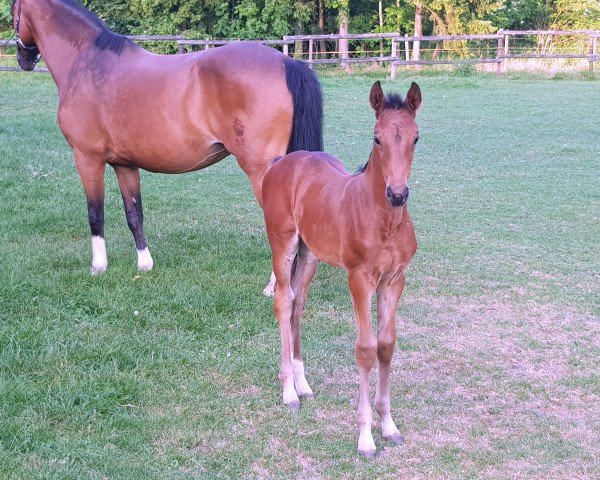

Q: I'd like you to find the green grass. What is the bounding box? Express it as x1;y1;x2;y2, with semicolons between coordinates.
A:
1;70;599;479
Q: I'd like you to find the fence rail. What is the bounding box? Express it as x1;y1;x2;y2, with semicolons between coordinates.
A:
2;30;599;77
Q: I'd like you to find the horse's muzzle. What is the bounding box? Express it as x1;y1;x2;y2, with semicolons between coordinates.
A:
17;47;40;71
386;186;409;208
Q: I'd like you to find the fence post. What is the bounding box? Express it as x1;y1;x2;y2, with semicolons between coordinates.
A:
308;38;314;69
503;32;509;73
404;34;410;69
589;34;595;73
391;39;397;80
496;34;503;78
283;39;289;57
594;36;598;73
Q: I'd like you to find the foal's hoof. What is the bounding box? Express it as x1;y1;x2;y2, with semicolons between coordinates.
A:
383;433;404;446
358;448;377;460
284;400;300;411
91;265;107;276
298;392;314;400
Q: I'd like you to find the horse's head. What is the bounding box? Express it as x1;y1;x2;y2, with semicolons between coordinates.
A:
369;81;421;208
11;0;41;71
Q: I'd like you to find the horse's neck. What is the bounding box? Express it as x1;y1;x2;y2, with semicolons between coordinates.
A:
28;0;98;88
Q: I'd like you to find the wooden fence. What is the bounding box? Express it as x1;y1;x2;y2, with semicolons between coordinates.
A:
1;30;599;77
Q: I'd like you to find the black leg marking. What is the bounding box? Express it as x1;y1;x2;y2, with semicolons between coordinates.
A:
87;198;105;237
122;192;147;250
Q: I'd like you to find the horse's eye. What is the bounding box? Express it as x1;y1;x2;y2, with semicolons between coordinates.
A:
374;136;381;146
414;136;420;145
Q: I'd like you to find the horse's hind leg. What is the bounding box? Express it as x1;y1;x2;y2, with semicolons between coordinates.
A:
375;274;406;446
289;241;318;399
112;165;153;271
74;152;107;275
270;229;301;410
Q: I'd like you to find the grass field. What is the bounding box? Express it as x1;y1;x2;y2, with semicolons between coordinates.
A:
1;70;599;480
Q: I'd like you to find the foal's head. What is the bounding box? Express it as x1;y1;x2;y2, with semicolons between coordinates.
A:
369;81;421;208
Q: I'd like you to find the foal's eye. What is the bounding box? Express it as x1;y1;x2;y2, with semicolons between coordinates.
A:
414;136;420;145
374;136;381;146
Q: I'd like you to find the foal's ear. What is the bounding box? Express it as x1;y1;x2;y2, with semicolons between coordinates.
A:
369;81;385;116
405;82;422;116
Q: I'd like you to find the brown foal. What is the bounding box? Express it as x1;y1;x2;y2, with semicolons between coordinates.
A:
262;81;421;458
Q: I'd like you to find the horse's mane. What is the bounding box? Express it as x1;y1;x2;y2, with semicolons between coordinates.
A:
61;0;132;54
18;0;133;55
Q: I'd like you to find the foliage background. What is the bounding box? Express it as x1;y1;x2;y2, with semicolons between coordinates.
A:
1;0;600;41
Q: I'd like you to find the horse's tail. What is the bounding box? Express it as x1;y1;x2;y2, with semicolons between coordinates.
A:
283;58;324;153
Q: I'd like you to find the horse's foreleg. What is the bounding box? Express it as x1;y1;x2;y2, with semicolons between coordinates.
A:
348;270;378;458
289;243;318;399
112;165;153;271
375;275;406;446
75;153;107;275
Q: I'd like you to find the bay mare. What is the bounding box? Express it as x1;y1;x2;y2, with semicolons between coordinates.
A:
262;82;421;458
11;0;322;277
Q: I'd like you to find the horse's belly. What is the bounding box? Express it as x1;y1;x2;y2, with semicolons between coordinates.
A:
109;142;229;174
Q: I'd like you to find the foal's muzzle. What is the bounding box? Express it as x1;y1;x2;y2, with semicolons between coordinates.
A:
386;186;409;208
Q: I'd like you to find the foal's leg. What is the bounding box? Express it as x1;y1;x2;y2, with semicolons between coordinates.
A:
271;231;301;410
74;152;107;275
112;165;153;271
348;270;378;458
289;243;318;398
375;274;406;445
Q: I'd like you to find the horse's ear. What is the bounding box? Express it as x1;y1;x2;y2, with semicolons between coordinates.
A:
405;82;422;116
369;81;385;116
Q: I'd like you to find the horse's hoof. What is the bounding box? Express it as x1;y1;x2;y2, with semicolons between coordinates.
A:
298;392;314;400
284;400;300;411
358;448;377;460
91;265;107;275
383;433;404;446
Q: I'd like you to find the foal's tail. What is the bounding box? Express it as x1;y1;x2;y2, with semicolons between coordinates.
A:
283;58;324;153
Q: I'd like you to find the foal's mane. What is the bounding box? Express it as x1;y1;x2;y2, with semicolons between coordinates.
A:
355;91;406;175
382;93;407;111
14;0;133;55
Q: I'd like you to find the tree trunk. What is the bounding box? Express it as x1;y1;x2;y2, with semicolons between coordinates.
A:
379;0;384;56
432;40;442;59
295;22;303;59
318;0;326;57
338;0;350;71
413;0;423;70
294;0;304;59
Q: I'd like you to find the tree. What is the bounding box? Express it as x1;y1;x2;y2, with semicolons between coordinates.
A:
332;0;350;69
493;0;553;30
0;0;13;39
551;0;600;30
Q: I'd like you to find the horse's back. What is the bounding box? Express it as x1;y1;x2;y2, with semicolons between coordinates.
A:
265;151;350;198
61;42;295;173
